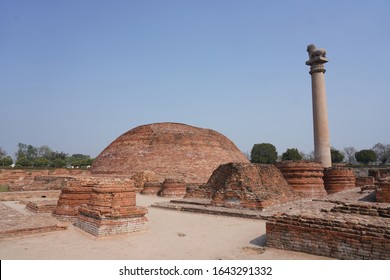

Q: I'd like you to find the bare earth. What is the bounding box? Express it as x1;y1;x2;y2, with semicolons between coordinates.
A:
0;195;330;260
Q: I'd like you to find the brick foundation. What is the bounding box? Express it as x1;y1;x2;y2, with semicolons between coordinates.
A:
376;182;390;203
266;202;390;259
184;163;298;210
76;179;148;236
275;161;327;198
356;176;375;188
75;215;147;237
26;200;58;213
159;179;187;198
140;180;162;195
0;190;60;201
323;167;356;194
52;177;98;221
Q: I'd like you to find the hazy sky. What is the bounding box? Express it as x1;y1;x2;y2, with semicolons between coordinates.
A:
1;0;389;158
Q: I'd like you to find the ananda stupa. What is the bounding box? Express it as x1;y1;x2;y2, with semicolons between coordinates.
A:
90;122;249;184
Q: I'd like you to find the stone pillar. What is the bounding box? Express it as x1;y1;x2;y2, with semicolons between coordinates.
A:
306;44;332;168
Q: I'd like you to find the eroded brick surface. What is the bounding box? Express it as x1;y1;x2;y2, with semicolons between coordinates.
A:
323;167;356;194
159;178;187;198
140;180;162;195
265;189;390;259
90;122;249;184
0;169;90;191
376;181;390;203
186;163;299;210
0;202;67;238
131;171;159;193
53;177;99;221
76;179;148;237
275;161;327;198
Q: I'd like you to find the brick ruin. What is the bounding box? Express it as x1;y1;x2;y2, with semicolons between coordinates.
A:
376;180;390;203
0;169;90;191
140;180;162;195
75;179;147;237
275;160;327;198
158;178;187;198
356;176;375;188
90;122;249;185
185;162;300;210
26;200;58;213
265;189;390;259
130;170;160;193
264;166;390;259
1;122;389;257
52;177;98;221
323;167;356;194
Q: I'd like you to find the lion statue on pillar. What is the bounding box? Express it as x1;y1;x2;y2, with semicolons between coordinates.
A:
307;44;326;60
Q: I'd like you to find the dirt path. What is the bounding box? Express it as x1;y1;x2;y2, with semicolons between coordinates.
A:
0;195;330;260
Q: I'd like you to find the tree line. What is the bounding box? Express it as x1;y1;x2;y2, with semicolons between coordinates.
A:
249;143;390;165
0;143;94;168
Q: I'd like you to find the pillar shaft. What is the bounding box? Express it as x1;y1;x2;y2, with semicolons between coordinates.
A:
306;44;332;168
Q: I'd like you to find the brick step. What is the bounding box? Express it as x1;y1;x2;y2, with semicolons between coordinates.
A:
151;200;263;219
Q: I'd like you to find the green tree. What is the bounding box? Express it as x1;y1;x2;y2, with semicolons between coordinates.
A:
0;148;13;167
15;143;38;166
67;154;94;167
281;148;303;161
331;148;344;163
1;156;13;167
48;151;68;167
37;145;53;159
52;158;66;168
15;156;32;167
355;149;377;165
250;143;277;164
34;157;50;167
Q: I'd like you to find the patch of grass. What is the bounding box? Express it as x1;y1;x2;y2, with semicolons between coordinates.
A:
0;185;10;192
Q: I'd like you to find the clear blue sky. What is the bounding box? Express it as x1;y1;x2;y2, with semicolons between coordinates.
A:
1;0;389;158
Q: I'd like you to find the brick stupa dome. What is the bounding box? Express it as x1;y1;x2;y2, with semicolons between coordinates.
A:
90;122;249;184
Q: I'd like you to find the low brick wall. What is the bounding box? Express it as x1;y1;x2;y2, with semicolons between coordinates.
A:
376;182;390;203
26;200;58;213
356;176;375;188
266;212;390;259
329;202;390;217
75;215;147;237
140;180;161;195
159;179;187;198
0;169;90;191
0;190;60;201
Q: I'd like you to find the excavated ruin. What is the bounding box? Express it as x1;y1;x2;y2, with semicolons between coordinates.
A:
323;167;356;194
90;122;249;185
275;160;327;198
185;162;300;210
76;178;147;237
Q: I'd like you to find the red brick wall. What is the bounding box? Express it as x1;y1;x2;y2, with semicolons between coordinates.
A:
266;213;390;259
376;182;390;203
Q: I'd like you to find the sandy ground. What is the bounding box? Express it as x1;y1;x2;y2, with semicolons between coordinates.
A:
0;195;331;260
